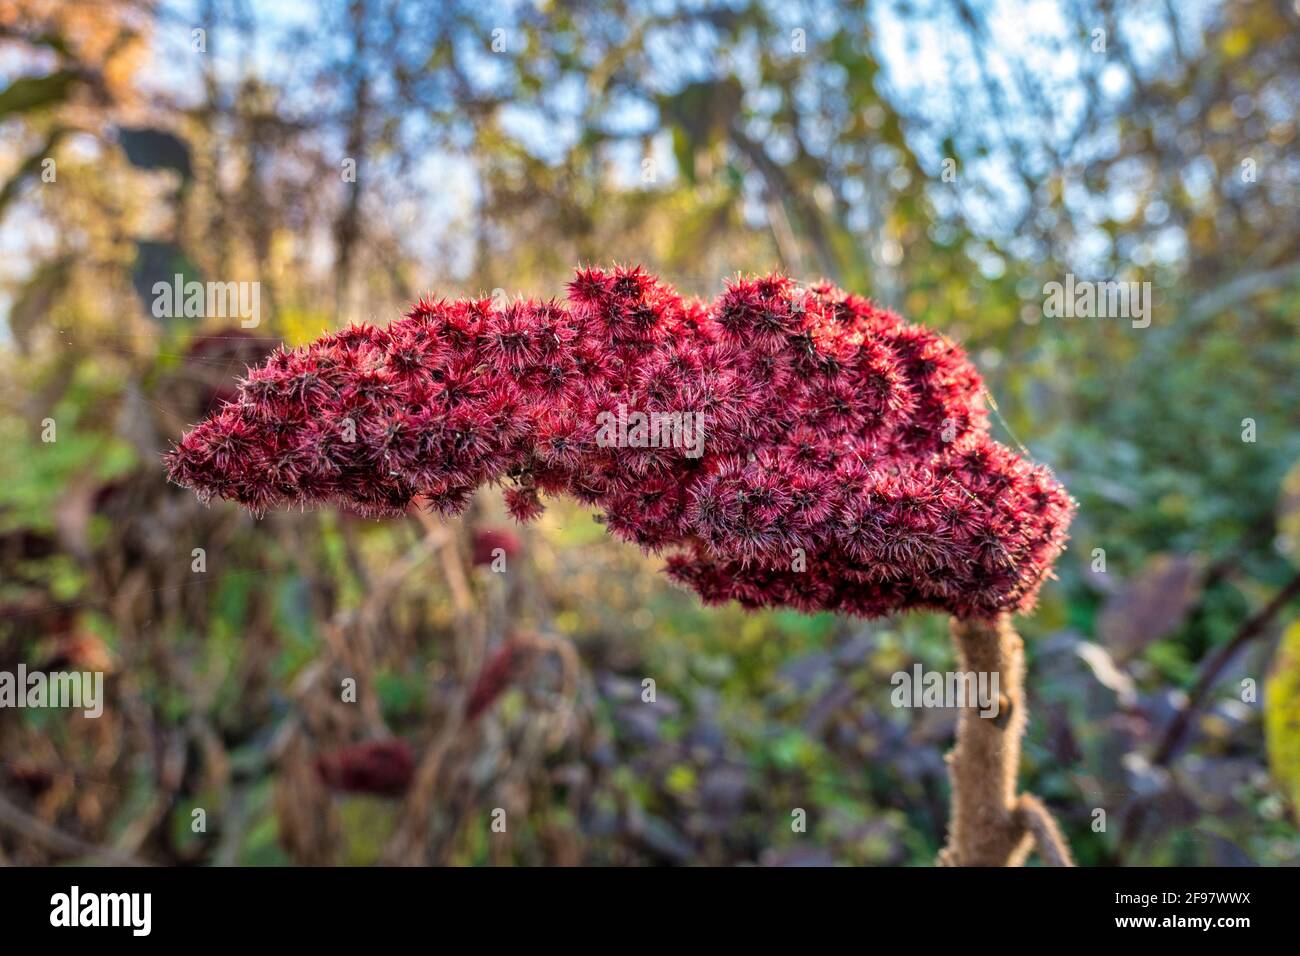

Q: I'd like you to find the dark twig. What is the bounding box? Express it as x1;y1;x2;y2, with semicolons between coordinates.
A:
1153;570;1300;766
0;791;145;866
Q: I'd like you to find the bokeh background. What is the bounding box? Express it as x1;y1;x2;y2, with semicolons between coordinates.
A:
1;0;1298;866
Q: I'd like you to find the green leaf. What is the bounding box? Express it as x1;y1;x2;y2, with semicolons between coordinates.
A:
0;71;78;116
117;126;193;180
131;240;204;322
1266;621;1300;823
1277;459;1300;565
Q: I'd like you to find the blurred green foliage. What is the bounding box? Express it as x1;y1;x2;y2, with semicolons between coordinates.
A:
0;0;1297;866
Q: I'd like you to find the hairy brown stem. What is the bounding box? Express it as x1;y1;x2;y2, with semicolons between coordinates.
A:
939;613;1074;867
1017;794;1075;867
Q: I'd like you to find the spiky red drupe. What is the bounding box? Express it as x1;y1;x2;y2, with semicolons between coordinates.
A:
166;267;1073;618
315;739;414;796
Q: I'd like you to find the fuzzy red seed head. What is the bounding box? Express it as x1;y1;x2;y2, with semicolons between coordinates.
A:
472;527;522;566
166;266;1074;618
